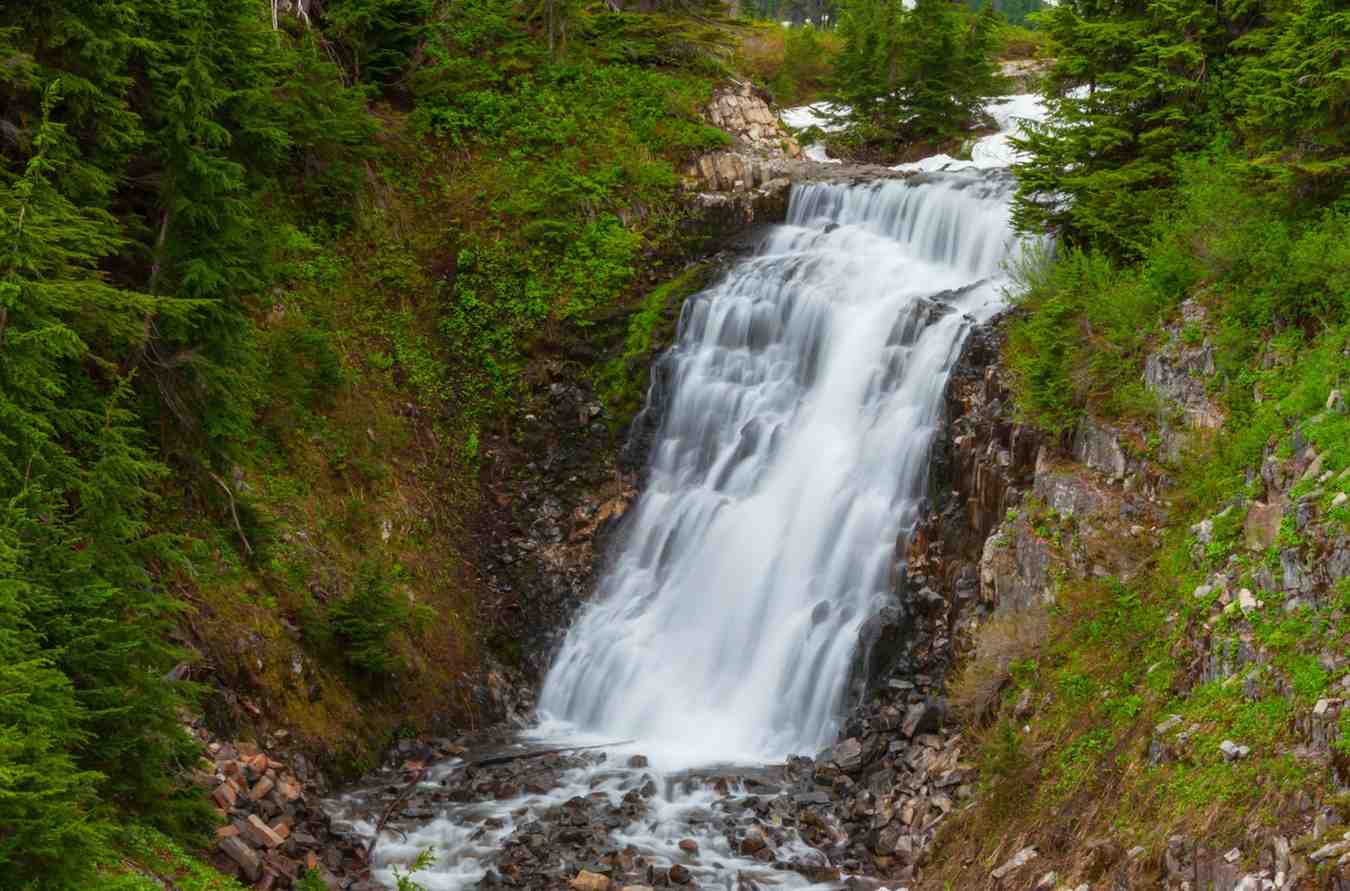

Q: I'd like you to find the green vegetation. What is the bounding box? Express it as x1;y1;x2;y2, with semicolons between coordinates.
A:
738;23;842;105
1012;0;1350;260
0;0;742;884
938;0;1350;877
830;0;1000;155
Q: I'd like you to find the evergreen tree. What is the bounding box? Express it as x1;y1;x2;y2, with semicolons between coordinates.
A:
1239;0;1350;195
832;0;999;150
0;83;205;883
1009;0;1269;258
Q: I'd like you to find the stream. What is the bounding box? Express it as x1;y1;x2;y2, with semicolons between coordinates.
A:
328;96;1048;891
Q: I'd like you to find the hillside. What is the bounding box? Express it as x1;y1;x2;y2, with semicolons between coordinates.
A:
2;0;1347;889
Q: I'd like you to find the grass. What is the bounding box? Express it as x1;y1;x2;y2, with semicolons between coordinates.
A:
99;825;246;891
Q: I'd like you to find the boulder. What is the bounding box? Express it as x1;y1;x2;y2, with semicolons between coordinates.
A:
991;846;1038;881
901;701;943;739
1244;500;1283;550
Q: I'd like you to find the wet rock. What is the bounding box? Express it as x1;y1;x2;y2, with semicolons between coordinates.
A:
627;755;649;768
741;827;768;855
668;863;693;884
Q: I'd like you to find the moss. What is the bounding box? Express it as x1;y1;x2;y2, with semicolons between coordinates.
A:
595;261;717;425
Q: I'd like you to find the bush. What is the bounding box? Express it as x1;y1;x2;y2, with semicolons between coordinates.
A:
328;562;431;678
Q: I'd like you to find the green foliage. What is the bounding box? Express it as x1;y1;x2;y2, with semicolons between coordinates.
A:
766;25;837;104
966;0;1046;29
1006;243;1172;432
326;561;432;678
410;15;727;405
597;263;714;421
0;85;213;885
832;0;999;150
0;3;375;883
1239;0;1350;194
1012;0;1349;259
323;0;434;86
1008;153;1349;439
392;848;436;891
101;824;247;891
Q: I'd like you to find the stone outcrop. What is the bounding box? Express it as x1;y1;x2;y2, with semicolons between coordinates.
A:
1144;297;1224;459
683;81;802;230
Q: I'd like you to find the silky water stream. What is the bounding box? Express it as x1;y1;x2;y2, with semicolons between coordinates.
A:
334;101;1046;891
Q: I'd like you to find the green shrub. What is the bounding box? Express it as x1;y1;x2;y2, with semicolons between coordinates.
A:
328;561;432;678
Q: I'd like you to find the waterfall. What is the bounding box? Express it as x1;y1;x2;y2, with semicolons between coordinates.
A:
538;171;1026;765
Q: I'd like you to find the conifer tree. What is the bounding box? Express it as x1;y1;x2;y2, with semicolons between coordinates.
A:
1009;0;1269;257
832;0;1000;150
0;82;202;884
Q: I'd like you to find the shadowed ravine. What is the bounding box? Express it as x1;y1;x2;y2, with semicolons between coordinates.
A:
334;99;1046;891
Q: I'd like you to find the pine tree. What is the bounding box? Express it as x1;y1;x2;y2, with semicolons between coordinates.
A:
1239;0;1350;194
1009;0;1267;258
832;0;999;150
0;82;204;884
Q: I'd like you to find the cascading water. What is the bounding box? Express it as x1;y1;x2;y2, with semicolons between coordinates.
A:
335;99;1047;891
537;173;1023;765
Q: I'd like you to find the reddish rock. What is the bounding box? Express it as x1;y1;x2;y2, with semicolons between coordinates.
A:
251;776;276;800
244;814;286;848
220;836;263;882
212;781;238;811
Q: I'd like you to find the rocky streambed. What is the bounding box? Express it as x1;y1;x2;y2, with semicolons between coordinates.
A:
323;675;965;891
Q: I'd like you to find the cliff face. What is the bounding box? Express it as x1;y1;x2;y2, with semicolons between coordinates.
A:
903;302;1350;891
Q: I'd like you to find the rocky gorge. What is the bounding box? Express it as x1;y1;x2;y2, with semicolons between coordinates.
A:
193;84;1350;891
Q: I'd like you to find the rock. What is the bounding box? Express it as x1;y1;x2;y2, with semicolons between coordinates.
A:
678;839;699;854
1224;847;1241;863
741;828;768;854
1219;739;1250;761
219;836;263;882
1309;840;1350;863
1329;389;1346;414
1245;500;1283;550
1073;417;1127;479
627;755;649;769
244;814;286;848
668;863;692;885
831;737;864;772
212;780;238;811
1034;871;1057;890
251;775;275;800
571;871;611;891
1238;588;1258;615
991;846;1038;880
901;701;943;738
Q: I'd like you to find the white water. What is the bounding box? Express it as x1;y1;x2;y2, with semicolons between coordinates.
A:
537;173;1022;766
343;98;1044;891
783;92;1048;169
